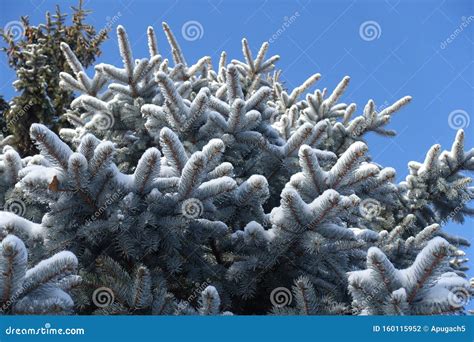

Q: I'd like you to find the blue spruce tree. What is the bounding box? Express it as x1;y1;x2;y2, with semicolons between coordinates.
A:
0;23;472;315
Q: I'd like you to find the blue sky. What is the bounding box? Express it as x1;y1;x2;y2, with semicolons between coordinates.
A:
1;0;473;308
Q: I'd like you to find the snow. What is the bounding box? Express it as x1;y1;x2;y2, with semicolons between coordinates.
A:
0;212;44;239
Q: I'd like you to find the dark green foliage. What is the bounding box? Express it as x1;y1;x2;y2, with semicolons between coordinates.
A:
0;96;8;136
0;0;107;155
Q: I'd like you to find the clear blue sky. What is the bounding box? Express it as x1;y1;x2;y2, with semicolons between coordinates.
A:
1;0;473;308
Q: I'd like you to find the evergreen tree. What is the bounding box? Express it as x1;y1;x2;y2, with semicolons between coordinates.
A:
0;96;8;137
0;234;79;314
0;0;107;155
0;23;472;315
